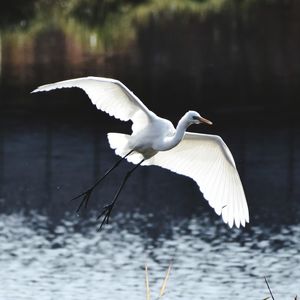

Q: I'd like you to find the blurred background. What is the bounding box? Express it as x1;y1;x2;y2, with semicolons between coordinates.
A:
0;0;300;299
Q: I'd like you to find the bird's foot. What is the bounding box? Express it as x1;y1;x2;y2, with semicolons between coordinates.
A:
96;201;116;231
71;187;94;213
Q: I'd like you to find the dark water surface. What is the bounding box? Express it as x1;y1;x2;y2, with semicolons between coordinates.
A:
1;1;300;299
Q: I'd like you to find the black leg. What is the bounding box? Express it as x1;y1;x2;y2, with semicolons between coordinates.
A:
72;150;134;213
97;159;145;231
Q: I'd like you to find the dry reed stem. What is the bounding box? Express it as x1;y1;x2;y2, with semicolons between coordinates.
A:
145;264;151;300
144;263;172;300
159;263;172;298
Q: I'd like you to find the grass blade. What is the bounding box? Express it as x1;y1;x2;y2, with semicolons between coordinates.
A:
159;263;172;298
264;276;275;300
145;264;151;300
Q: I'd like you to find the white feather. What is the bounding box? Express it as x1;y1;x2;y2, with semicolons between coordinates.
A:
31;76;156;134
144;132;249;228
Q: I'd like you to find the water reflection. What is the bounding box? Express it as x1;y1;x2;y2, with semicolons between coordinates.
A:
1;116;299;224
0;212;299;300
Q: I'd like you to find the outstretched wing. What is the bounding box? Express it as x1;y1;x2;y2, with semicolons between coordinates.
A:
31;76;155;133
146;132;249;228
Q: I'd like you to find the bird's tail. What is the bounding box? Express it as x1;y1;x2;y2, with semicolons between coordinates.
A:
107;133;144;164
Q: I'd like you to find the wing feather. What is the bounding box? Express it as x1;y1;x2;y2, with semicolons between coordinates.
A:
145;132;249;228
210;154;224;215
219;155;229;212
232;172;239;227
32;76;155;133
203;149;219;208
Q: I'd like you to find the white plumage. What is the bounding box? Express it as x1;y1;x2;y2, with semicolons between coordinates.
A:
32;76;249;228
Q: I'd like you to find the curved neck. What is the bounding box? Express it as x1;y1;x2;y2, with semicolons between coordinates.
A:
161;116;189;151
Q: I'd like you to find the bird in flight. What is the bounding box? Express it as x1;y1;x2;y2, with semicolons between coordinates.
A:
32;76;249;230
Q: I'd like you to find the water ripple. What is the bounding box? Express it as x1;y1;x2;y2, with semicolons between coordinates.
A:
0;212;299;299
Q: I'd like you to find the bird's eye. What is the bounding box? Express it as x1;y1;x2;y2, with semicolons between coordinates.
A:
192;116;199;120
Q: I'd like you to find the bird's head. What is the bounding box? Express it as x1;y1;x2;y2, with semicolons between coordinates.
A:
186;111;213;126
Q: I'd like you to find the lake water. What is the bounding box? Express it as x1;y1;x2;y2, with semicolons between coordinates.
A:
0;211;300;300
1;1;300;299
0;116;299;299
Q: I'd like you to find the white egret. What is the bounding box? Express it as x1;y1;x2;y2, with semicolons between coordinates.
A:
32;76;249;230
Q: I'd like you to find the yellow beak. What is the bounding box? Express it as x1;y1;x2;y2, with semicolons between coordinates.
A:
199;116;213;125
